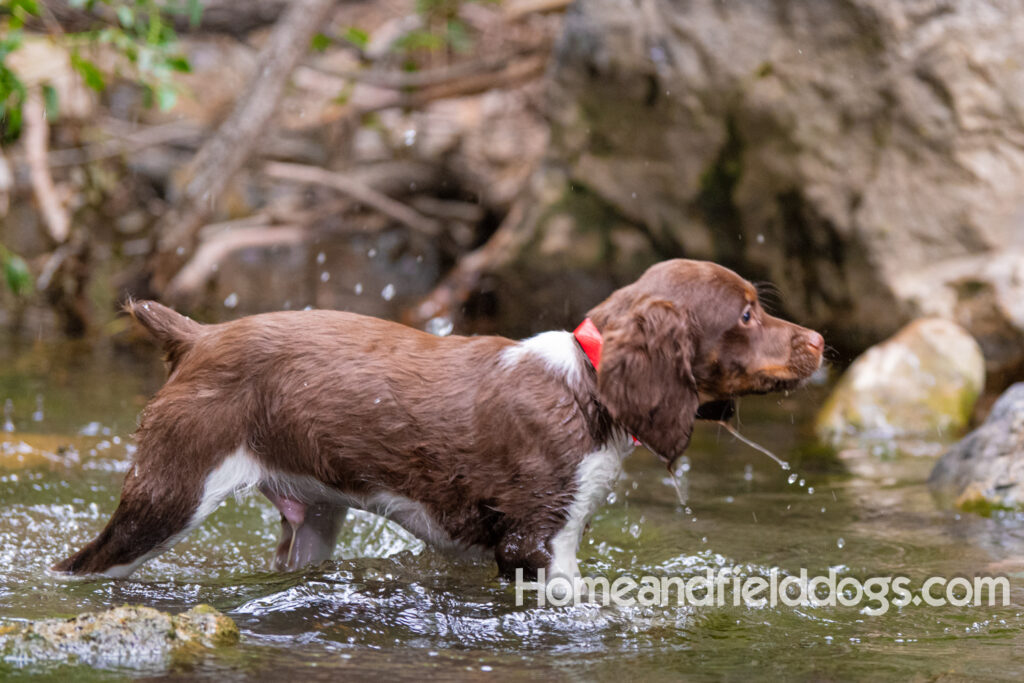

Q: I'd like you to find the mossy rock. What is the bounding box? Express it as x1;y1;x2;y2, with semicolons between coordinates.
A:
0;604;239;669
816;318;984;446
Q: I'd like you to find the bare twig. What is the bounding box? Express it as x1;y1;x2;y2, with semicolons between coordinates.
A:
504;0;574;20
148;0;336;294
0;147;11;217
321;49;541;90
264;161;440;236
166;225;308;301
23;90;70;244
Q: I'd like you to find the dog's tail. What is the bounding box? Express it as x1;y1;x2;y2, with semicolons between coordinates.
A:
124;299;203;369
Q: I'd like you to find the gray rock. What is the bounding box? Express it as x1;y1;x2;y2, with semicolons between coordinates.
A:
816;318;984;444
929;383;1024;511
0;604;239;668
466;0;1024;355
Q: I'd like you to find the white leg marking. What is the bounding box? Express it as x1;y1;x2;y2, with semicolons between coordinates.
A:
548;433;632;591
103;447;264;577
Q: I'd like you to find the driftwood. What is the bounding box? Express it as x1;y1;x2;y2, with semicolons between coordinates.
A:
147;0;336;295
166;225;308;303
23;90;70;245
264;161;440;237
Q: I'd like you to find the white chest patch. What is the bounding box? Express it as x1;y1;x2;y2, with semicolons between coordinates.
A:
547;432;633;581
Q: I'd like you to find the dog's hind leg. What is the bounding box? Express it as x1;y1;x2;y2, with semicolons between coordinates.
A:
260;487;347;571
53;447;263;577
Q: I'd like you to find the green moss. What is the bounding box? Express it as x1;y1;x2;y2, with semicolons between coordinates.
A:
956;496;1014;518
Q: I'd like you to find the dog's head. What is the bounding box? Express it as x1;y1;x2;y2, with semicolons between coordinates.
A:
587;259;824;464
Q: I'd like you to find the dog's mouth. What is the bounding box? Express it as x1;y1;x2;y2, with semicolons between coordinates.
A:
695;399;736;422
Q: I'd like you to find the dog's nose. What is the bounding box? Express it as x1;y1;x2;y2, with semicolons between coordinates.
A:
804;331;825;353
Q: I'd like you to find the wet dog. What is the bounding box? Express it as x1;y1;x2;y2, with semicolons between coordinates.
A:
54;259;823;581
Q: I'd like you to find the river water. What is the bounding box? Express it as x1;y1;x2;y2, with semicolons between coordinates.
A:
1;336;1022;680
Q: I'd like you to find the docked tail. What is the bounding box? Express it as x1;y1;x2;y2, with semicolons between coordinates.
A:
124;299;203;369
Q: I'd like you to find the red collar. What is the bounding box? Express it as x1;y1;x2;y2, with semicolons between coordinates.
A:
574;317;641;447
573;318;603;369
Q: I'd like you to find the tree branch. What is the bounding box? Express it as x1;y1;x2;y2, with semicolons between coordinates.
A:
23;89;70;245
147;0;337;293
264;161;440;237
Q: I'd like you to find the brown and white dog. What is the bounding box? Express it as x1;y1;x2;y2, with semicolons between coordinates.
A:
54;259;823;582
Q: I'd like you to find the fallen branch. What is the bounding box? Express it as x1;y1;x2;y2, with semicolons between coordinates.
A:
166;225;308;302
504;0;574;20
23;89;70;244
410;200;528;326
148;0;336;294
322;48;541;90
264;161;440;237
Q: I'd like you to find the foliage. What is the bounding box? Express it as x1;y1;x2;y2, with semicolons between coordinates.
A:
0;243;31;296
0;0;197;142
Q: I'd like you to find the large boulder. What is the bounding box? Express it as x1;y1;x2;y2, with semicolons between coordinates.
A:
815;318;985;444
929;383;1024;512
461;0;1024;358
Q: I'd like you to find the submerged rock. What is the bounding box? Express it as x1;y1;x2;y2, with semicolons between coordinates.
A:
815;318;984;444
929;383;1024;512
0;604;239;668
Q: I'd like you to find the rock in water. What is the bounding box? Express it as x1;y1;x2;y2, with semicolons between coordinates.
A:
929;383;1024;512
0;604;239;669
816;318;984;444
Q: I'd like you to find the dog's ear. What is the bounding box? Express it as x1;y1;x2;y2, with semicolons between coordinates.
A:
595;296;699;468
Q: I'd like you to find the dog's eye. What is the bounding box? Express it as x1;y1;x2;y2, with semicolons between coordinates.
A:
740;305;753;325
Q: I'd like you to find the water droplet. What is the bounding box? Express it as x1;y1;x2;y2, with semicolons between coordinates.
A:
799;478;806;487
32;395;43;423
3;399;14;432
836;537;845;549
316;252;326;265
807;486;815;494
403;129;417;146
743;464;753;481
223;292;239;308
381;283;396;301
756;233;765;244
176;246;185;256
788;473;798;485
425;316;453;337
354;282;364;295
368;248;377;258
320;271;330;282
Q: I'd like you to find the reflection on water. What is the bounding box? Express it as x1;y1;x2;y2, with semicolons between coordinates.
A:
2;338;1024;680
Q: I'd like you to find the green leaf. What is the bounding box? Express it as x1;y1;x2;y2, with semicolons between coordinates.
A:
187;0;203;27
310;33;331;52
155;83;177;111
394;30;445;53
116;5;134;28
70;54;106;92
42;83;59;120
343;27;370;50
165;55;191;72
3;253;32;296
446;18;471;54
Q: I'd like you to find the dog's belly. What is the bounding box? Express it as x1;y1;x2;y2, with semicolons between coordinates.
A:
210;449;475;556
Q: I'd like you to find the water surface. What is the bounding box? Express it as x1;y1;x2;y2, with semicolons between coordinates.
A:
1;337;1023;680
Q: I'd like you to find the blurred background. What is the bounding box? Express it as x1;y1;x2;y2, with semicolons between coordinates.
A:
0;0;1019;389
